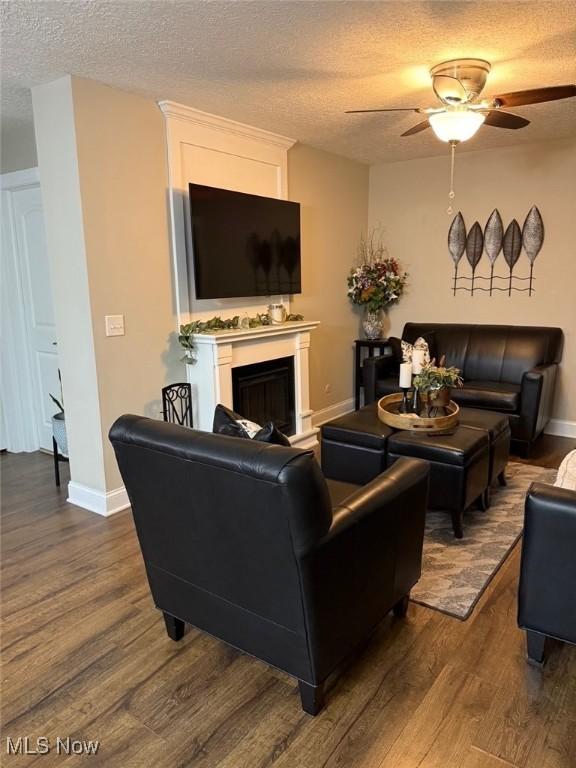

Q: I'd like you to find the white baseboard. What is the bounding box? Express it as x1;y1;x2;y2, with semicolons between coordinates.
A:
68;481;130;516
544;419;576;439
312;398;355;428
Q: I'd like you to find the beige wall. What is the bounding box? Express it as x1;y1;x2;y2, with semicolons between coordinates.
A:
1;121;38;174
289;144;369;413
71;77;178;488
369;138;576;423
34;76;178;495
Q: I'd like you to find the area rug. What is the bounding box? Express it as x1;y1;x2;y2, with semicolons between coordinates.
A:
411;462;556;620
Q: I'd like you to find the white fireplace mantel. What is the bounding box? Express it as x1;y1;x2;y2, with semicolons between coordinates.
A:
186;321;320;448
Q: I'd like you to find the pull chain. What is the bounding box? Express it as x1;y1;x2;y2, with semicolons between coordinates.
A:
447;141;456;215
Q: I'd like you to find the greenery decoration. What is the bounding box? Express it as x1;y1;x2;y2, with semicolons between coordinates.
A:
413;359;463;394
178;313;305;363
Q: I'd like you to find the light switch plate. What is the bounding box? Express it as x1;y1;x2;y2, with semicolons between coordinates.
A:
105;314;125;337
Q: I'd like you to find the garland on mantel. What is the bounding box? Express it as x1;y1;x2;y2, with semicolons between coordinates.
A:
178;313;304;363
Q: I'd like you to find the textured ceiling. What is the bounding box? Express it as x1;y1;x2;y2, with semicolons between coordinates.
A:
2;0;576;165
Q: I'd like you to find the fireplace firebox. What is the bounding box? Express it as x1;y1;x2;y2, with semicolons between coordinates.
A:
232;357;296;436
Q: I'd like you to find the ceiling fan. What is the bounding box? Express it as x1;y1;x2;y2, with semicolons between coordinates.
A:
346;58;576;144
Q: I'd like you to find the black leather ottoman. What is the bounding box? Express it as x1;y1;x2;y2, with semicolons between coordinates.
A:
321;403;393;485
387;428;490;539
458;407;511;491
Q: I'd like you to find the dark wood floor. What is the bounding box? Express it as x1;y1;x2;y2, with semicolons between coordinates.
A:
2;438;575;767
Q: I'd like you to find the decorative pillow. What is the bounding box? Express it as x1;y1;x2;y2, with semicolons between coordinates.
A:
213;404;260;438
554;450;576;491
401;336;432;365
251;421;292;447
212;404;291;447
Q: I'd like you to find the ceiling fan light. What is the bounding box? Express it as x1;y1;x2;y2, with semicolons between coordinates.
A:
429;110;486;142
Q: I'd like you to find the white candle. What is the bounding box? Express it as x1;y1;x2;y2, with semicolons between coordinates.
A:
412;349;425;375
399;362;412;388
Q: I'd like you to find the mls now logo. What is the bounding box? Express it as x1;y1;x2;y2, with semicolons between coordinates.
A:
6;736;100;755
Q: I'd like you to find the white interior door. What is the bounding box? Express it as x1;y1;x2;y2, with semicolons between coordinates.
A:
14;185;60;449
1;170;59;452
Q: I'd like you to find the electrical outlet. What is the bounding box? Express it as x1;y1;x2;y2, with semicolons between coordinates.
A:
105;315;125;337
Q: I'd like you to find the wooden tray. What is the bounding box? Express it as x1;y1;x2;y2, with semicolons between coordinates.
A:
377;393;459;433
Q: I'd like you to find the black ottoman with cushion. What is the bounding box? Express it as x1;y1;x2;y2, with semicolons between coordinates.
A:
321;403;393;485
387;427;490;539
458;407;511;493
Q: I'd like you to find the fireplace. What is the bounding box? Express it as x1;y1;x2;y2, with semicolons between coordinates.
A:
185;320;319;447
232;356;296;436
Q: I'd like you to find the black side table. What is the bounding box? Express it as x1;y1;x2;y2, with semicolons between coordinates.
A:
354;339;392;409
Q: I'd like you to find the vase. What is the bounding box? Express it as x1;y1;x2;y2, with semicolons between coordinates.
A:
427;387;451;416
362;310;383;340
52;412;68;456
429;387;451;407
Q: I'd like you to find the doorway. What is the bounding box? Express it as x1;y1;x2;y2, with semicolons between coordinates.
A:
1;167;60;453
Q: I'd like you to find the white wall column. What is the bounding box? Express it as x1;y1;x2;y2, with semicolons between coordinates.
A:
31;76;110;512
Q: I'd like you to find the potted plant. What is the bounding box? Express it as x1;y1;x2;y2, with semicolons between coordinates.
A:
347;230;408;339
50;370;68;456
413;358;463;414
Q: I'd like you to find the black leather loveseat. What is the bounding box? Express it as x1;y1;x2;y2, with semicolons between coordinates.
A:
363;323;563;456
110;415;429;715
518;482;576;664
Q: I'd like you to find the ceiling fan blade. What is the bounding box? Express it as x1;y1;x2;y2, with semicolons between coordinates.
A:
484;110;530;129
401;120;431;137
345;108;420;114
492;84;576;108
433;75;468;104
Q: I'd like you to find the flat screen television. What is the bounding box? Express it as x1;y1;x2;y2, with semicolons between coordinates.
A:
188;183;301;299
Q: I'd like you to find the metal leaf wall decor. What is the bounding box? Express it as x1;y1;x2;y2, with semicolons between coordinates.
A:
465;222;484;295
448;206;544;297
503;219;522;296
448;212;466;295
522;206;544;295
448;212;467;263
483;209;503;295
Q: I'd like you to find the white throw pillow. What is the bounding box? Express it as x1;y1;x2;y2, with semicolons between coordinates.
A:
401;337;431;365
235;417;262;438
554;450;576;491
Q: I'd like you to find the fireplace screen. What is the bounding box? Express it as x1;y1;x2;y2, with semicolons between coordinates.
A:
232;356;296;436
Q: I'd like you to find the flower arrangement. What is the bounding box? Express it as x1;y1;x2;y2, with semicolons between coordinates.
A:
413;359;463;394
347;232;407;313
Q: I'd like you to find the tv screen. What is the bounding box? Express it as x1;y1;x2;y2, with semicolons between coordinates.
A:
188;183;301;300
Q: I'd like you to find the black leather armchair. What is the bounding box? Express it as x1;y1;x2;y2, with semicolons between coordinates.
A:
518;482;576;664
363;323;563;456
109;415;429;715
